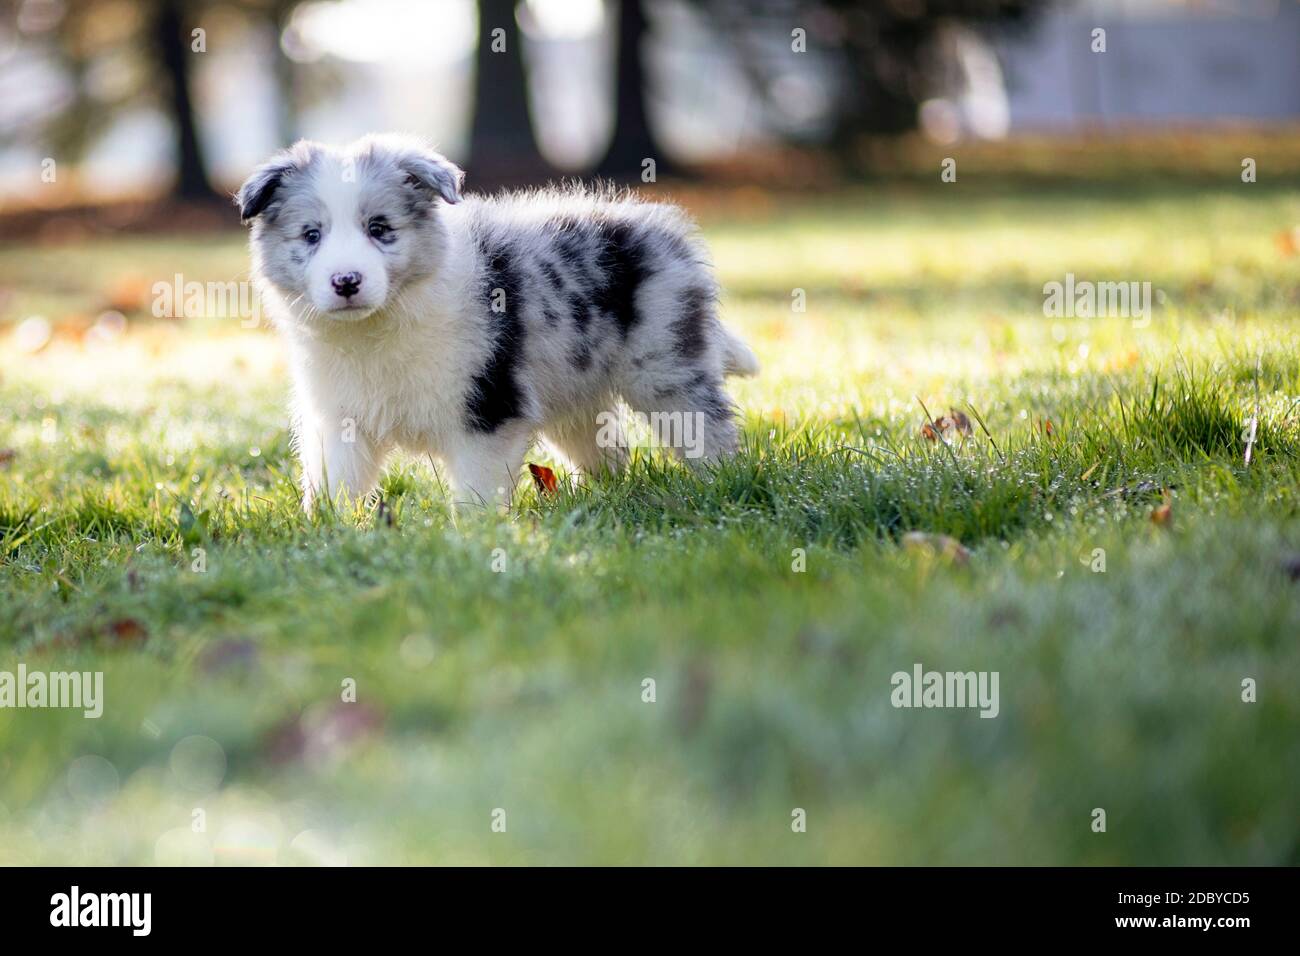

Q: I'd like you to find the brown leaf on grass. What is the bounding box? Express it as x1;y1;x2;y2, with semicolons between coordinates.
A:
1103;349;1141;373
902;531;971;565
1275;227;1300;257
105;275;153;314
1041;418;1055;437
1150;490;1173;528
528;462;558;496
676;660;712;737
261;701;384;766
107;617;148;645
0;448;15;469
920;409;972;441
198;638;260;676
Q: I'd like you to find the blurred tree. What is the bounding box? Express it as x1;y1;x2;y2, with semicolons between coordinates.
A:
595;0;672;182
469;0;554;186
151;0;215;199
3;0;303;201
823;0;1036;142
704;0;1042;163
267;0;300;145
4;0;220;200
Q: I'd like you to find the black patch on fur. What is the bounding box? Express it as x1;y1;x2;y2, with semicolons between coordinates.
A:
553;231;590;279
653;372;730;421
589;220;650;337
570;341;594;372
465;239;527;433
672;287;711;359
688;373;734;422
539;259;564;289
568;292;592;335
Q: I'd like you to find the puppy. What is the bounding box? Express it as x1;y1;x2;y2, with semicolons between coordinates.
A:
236;134;758;510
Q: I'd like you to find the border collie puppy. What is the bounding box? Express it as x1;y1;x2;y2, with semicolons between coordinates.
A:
236;135;758;510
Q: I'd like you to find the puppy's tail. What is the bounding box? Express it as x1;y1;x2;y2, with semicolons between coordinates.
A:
719;327;760;378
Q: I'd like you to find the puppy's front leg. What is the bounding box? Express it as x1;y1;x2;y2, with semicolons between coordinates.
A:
445;425;532;511
297;415;386;512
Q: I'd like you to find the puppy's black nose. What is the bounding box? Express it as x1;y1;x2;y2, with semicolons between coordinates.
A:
331;272;362;298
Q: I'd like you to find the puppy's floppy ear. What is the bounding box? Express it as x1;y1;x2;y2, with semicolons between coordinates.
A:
397;148;464;205
234;141;318;223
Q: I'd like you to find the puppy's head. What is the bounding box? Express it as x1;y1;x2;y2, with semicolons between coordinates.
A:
236;135;463;322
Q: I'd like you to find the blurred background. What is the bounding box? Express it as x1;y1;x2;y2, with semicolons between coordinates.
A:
3;0;1300;866
1;0;1298;222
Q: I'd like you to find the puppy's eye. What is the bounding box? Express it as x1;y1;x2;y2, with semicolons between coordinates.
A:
303;227;321;245
368;220;391;240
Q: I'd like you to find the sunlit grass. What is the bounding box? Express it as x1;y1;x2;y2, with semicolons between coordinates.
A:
1;178;1299;864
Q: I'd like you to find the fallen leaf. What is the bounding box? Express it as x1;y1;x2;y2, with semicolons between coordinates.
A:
528;462;558;496
1080;461;1099;481
107;617;148;644
1150;490;1173;527
921;409;972;441
1275;227;1300;257
197;638;260;676
676;660;712;737
261;701;384;766
105;275;153;313
902;531;971;565
0;448;15;469
1103;349;1141;373
944;410;972;435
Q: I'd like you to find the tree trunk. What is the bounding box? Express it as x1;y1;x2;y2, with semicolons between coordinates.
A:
152;0;215;200
595;0;674;181
469;0;553;187
270;0;299;147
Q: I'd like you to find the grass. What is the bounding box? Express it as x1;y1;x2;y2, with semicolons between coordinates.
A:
2;174;1299;864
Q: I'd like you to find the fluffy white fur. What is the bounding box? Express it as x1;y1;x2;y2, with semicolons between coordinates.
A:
237;135;758;511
